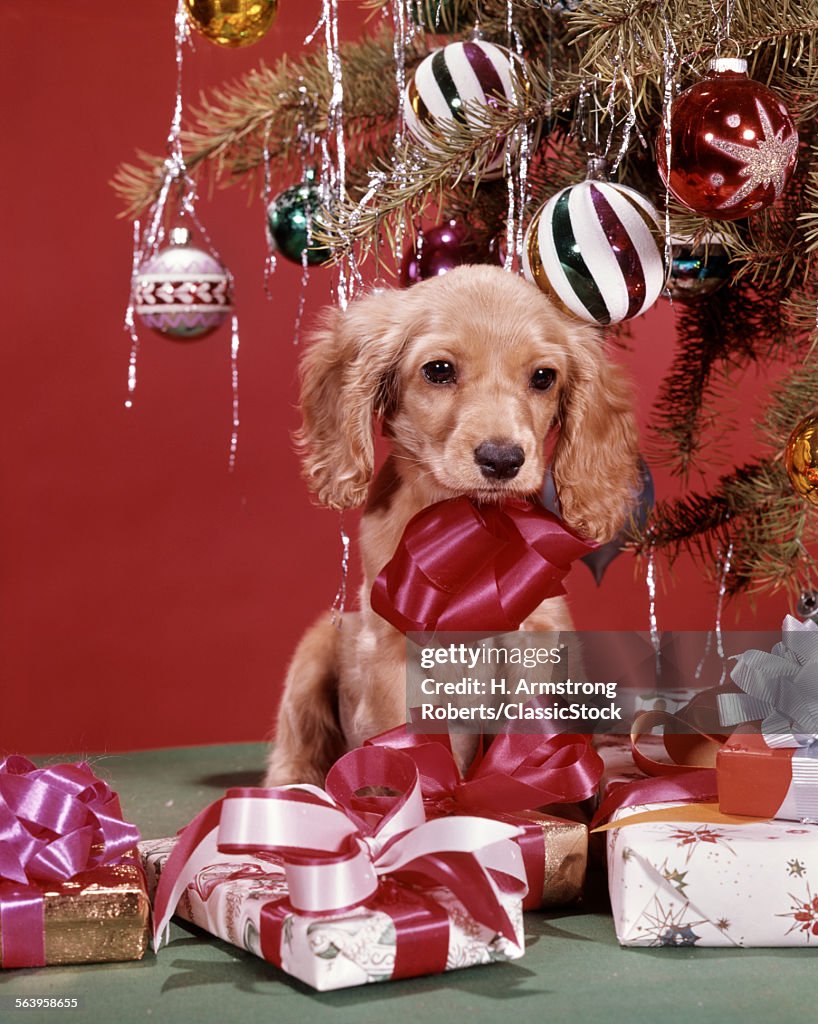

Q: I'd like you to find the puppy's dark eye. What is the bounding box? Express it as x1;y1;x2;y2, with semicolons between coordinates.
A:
530;368;556;392
422;360;457;385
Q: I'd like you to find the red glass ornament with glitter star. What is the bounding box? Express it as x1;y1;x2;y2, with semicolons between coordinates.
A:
657;57;798;221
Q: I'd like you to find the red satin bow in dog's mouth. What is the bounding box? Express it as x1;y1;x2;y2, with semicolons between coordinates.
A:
371;497;595;635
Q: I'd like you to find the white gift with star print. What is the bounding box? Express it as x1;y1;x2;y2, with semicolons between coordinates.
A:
600;740;818;948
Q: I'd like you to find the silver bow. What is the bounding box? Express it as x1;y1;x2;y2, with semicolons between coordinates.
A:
718;616;818;821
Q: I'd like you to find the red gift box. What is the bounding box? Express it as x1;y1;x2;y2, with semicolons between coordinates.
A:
717;732;818;821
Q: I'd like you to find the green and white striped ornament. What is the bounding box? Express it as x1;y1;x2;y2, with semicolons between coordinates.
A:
403;39;522;177
523;179;666;325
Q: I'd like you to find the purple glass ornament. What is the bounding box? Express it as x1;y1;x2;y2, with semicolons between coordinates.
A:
134;228;233;340
400;219;501;287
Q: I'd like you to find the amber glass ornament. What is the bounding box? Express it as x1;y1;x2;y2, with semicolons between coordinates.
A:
657;58;798;220
184;0;278;48
785;412;818;507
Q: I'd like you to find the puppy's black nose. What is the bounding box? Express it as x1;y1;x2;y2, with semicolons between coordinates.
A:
474;442;525;480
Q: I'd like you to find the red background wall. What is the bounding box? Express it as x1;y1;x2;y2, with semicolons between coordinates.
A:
1;2;790;756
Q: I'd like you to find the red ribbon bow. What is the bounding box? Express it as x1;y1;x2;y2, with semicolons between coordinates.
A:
371;497;595;634
364;728;603;908
0;755;141;968
152;746;528;980
366;726;603;812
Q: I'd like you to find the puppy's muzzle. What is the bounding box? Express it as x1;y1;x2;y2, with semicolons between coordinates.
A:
474;441;525;481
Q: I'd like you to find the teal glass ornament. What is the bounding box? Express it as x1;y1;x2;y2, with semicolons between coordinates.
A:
266;170;332;266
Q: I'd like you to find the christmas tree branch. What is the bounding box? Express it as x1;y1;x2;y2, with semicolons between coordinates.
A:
636;358;818;594
645;110;818;478
114;3;818;256
634;461;817;596
570;0;818;107
649;277;788;477
111;0;818;600
113;26;425;215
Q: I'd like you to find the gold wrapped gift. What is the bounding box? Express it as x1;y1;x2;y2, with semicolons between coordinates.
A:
512;810;588;907
0;862;150;968
468;809;588;909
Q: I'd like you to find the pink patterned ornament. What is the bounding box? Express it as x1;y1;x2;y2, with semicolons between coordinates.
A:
133;227;233;340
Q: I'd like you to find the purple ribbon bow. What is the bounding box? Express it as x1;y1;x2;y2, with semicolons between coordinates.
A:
0;755;140;968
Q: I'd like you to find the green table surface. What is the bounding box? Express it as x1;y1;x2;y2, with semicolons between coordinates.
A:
4;743;816;1024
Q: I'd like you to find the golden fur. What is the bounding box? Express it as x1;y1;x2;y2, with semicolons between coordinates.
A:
265;265;639;785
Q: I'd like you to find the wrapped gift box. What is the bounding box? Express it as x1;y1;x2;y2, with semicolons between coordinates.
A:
715;615;818;822
0;859;150;967
597;736;818;947
145;745;531;991
141;838;524;991
607;801;818;947
0;755;148;968
718;733;818;823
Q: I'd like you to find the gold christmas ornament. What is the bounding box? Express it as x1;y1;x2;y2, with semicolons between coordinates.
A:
184;0;278;48
785;412;818;506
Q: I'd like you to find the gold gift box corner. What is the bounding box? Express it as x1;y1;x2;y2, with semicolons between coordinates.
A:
1;863;150;968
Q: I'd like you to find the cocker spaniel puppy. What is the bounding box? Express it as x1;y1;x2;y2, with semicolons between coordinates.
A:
265;264;639;785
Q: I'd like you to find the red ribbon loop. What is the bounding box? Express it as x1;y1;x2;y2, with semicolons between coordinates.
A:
371;498;595;634
590;769;719;831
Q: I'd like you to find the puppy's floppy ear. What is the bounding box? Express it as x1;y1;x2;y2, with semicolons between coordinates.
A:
551;325;640;544
297;289;410;510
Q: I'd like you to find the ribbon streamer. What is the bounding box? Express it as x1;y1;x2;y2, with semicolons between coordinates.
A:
371;498;594;634
124;0;241;470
